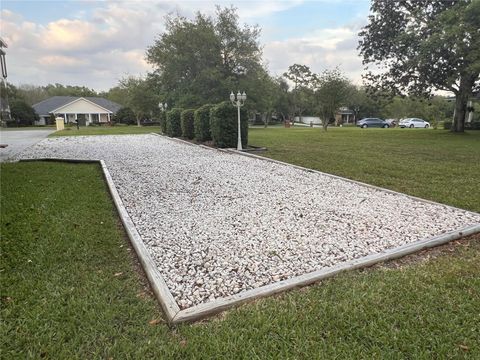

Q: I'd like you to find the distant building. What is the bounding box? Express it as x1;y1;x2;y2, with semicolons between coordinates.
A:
33;96;122;126
335;107;355;124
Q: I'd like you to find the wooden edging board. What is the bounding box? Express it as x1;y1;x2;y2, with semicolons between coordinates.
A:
19;148;480;325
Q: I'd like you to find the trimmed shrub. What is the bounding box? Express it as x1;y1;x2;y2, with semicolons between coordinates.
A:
194;104;213;142
181;109;195;139
166;108;183;137
159;111;167;134
210;101;248;148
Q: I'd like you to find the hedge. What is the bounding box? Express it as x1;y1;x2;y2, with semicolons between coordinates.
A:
210;101;248;148
194;104;213;142
181;109;195;139
166;108;183;137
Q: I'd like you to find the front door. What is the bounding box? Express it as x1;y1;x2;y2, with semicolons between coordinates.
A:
77;114;87;126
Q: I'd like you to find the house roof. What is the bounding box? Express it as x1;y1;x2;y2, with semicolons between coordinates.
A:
33;96;123;115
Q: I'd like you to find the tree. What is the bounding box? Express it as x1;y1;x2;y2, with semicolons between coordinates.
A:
359;0;480;132
119;76;158;126
346;86;381;122
14;83;99;105
314;69;351;131
102;86;129;107
10;99;39;126
146;6;262;108
114;107;136;125
283;64;315;122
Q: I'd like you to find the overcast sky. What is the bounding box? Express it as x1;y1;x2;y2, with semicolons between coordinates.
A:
1;0;371;91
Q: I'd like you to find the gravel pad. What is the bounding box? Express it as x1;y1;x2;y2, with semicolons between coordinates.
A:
18;134;480;309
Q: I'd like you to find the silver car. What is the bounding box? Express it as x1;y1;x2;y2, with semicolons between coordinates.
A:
399;118;431;128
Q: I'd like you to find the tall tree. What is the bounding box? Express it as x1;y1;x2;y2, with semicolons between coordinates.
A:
359;0;480;132
146;6;262;109
314;68;351;131
283;64;315;122
10;99;39;126
119;76;158;127
345;86;381;122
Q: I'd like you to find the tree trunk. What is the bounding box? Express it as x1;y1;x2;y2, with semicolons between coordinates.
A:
451;74;476;133
136;115;141;127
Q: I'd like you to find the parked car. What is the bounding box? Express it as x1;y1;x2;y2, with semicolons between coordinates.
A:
357;118;390;128
399;118;431;128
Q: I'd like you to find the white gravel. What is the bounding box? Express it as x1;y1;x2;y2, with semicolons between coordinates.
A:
18;134;480;309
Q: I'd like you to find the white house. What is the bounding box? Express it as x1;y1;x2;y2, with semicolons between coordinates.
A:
33;96;122;126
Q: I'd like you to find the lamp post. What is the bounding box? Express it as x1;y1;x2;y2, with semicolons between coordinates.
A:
158;102;168;112
230;91;246;150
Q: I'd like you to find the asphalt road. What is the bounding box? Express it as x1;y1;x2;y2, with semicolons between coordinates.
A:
0;129;56;162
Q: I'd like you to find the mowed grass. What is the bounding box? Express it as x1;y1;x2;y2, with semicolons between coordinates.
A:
249;127;480;212
50;125;161;137
1;160;479;358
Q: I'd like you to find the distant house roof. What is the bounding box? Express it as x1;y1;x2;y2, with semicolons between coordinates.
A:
33;96;122;116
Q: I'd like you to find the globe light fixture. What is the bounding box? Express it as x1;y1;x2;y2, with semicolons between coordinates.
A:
158;102;168;112
229;91;247;150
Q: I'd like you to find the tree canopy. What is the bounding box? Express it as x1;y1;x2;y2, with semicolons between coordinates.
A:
314;68;352;130
10;99;39;126
359;0;480;132
146;6;263;109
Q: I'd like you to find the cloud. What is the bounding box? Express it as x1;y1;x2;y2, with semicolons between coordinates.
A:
263;24;366;85
37;55;89;68
1;1;367;91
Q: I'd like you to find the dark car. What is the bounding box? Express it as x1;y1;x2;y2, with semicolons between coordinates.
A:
357;118;389;128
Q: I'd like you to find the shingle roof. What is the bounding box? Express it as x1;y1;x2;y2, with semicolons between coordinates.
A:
33;96;123;115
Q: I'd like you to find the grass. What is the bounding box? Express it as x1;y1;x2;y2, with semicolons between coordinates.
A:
50;125;161;137
249;127;480;212
0;129;480;359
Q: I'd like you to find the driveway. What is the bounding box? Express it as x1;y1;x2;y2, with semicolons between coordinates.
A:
0;128;56;162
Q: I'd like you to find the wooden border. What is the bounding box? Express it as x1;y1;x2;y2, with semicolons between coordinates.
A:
19;150;480;325
172;223;479;323
99;160;180;321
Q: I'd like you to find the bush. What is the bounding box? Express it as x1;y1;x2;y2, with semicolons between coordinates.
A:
210;101;248;148
115;107;136;125
10;99;39;126
194;104;213;142
166;108;183;137
444;121;452;130
181;109;195;139
159;111;167;134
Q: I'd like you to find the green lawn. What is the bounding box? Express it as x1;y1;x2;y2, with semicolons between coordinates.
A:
1;129;479;358
50;125;161;137
249;127;480;212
